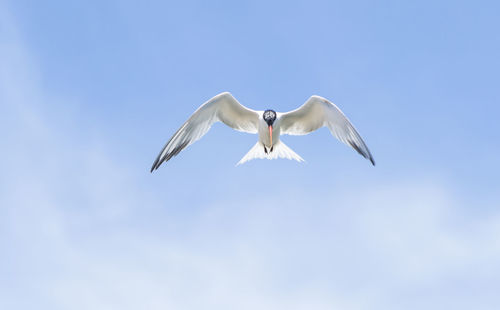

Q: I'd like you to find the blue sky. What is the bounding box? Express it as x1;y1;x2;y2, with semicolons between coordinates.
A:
1;0;499;309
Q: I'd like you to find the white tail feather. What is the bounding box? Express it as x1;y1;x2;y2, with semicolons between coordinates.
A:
237;141;304;165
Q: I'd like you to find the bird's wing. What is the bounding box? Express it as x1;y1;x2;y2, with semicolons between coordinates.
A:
280;95;375;165
151;92;259;171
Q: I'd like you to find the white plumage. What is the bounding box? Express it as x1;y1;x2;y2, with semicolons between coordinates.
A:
151;92;374;172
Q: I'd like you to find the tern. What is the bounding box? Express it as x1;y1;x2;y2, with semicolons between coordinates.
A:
151;92;375;172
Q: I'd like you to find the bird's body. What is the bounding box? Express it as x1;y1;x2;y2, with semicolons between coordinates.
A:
151;92;374;172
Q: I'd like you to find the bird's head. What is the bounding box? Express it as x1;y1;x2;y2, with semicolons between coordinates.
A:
263;110;276;126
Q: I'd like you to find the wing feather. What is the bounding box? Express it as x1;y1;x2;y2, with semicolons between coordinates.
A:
151;92;259;171
280;95;375;165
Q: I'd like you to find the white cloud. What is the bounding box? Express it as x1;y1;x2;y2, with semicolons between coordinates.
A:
5;180;498;310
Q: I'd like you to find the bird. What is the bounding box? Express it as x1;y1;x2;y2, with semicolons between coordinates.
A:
150;92;375;172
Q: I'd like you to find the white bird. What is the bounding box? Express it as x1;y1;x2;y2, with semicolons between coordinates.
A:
151;92;374;172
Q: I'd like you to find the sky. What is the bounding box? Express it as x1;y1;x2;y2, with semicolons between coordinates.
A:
1;0;500;309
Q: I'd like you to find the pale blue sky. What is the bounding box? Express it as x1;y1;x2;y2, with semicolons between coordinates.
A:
1;1;499;309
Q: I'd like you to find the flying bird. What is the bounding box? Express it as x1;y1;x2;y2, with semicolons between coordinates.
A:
151;92;375;172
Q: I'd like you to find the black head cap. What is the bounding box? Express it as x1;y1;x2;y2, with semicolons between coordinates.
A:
263;110;276;126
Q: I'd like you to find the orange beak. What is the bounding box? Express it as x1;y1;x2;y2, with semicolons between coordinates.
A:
268;125;273;146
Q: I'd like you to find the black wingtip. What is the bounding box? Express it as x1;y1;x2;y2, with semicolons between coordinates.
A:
150;156;162;173
370;157;376;166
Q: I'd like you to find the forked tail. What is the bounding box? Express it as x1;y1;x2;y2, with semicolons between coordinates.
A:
237;141;304;165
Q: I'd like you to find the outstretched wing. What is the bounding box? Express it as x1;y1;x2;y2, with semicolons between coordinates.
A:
151;92;259;171
280;95;375;165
